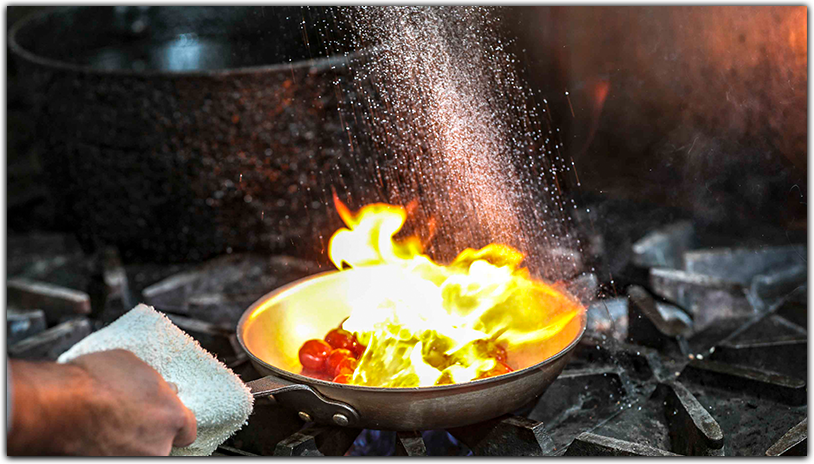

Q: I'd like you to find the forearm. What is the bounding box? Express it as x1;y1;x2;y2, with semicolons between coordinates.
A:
7;359;96;455
8;350;197;456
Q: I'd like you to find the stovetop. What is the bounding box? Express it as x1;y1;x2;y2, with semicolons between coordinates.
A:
7;200;807;456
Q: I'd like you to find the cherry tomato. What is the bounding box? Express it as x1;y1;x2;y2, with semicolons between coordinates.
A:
325;328;355;350
325;349;354;376
351;338;367;358
476;360;513;379
332;373;353;384
327;327;367;357
335;356;358;376
299;339;333;371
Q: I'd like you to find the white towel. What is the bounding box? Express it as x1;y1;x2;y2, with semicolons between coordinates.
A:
57;304;254;456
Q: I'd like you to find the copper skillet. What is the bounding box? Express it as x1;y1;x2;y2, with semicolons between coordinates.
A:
237;266;586;431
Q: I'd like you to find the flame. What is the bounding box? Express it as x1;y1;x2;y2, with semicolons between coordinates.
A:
327;195;584;387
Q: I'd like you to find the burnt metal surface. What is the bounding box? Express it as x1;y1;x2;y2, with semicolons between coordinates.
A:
631;221;695;270
7;308;47;346
8;318;92;360
7;277;92;324
525;366;628;451
680;359;806;407
448;415;555;456
395;432;428;456
677;359;807;456
5;233;806;455
683;245;806;286
765;418;807;456
4;190;807;456
626;285;692;355
564;432;681;456
649;268;754;332
660;381;724;456
750;265;806;309
225;393;306;456
708;312;806;380
143;253;322;326
710;339;807;381
776;289;807;328
273;425;362;457
9;6;377;263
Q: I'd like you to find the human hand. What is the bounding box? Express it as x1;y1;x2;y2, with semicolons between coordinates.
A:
9;349;197;456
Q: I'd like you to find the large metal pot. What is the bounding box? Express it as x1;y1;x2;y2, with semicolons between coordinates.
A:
9;6;368;263
238;267;586;431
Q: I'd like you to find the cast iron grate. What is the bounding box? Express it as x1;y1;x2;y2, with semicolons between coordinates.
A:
7;216;807;456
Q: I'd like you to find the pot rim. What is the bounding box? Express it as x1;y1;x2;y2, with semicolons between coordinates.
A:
9;6;357;78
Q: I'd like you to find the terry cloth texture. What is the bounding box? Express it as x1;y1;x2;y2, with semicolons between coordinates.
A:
57;304;254;456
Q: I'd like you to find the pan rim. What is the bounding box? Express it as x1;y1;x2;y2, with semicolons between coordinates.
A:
237;269;587;393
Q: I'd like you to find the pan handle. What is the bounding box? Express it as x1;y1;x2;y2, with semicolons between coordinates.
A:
246;375;361;427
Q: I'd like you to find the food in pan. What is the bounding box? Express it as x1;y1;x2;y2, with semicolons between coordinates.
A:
294;195;584;388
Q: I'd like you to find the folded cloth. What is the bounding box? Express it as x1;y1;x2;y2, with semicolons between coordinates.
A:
57;304;254;456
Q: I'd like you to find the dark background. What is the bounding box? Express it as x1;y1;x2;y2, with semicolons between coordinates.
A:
8;6;807;263
505;6;806;230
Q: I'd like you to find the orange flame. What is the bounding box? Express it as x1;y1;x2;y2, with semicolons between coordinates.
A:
327;196;584;387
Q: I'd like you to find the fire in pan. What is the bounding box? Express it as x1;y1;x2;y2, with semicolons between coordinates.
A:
238;196;587;431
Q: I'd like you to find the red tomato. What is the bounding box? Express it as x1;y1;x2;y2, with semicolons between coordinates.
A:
477;360;513;379
299;339;333;371
351;338;367;358
326;327;367;357
325;328;354;350
335;356;358;376
325;349;354;376
333;373;352;384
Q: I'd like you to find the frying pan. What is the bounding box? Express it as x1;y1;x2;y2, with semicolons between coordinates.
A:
237;266;586;431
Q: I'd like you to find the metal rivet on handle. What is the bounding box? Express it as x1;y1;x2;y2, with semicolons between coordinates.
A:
298;411;312;422
333;413;349;426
